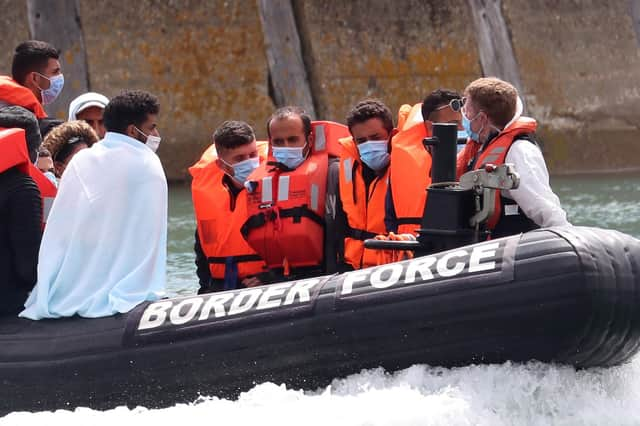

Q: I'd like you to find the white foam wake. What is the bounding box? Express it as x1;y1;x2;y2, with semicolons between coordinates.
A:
4;357;640;426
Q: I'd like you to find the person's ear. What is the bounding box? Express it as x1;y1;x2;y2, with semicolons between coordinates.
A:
25;72;40;90
126;124;137;139
215;158;231;175
305;132;314;156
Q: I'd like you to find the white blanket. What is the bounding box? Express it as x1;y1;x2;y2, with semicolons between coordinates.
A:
21;132;167;319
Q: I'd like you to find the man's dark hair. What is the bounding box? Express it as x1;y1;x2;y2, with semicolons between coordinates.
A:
421;89;462;121
346;99;393;134
266;106;312;139
11;40;60;85
103;90;159;134
38;147;52;158
213;120;255;151
0;106;42;162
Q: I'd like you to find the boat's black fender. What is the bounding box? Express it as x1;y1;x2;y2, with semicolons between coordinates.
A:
1;226;639;413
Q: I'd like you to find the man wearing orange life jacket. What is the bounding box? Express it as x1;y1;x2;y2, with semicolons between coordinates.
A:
191;121;267;293
0;106;57;227
0;41;63;119
338;99;394;269
0;127;42;315
385;89;465;234
457;77;569;238
241;106;349;281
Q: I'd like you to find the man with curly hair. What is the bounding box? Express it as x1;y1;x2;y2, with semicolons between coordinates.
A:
21;90;167;320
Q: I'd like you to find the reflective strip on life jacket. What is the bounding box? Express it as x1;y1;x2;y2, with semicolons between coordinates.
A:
278;176;289;202
262;176;273;203
311;121;350;157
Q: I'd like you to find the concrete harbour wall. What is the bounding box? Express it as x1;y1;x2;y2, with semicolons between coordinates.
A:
0;0;638;180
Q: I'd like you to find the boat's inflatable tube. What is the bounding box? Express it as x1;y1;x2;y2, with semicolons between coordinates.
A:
1;226;639;413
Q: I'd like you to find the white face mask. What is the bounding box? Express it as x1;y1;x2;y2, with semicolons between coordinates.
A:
135;126;162;152
36;73;64;105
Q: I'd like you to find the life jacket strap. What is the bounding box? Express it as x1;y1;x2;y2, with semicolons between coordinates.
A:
396;217;422;226
278;204;325;226
346;227;378;241
241;204;325;238
208;254;263;264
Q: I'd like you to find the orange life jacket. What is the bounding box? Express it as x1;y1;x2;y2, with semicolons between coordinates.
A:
467;117;538;230
242;121;349;273
456;140;481;180
0;76;47;119
189;142;268;284
338;136;389;269
0;128;30;174
0;128;57;228
388;103;432;234
310;120;349;157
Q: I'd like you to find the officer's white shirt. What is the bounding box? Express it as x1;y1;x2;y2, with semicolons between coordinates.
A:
486;96;569;229
502;139;570;228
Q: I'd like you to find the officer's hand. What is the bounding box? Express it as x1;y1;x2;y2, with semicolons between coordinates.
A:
241;276;262;288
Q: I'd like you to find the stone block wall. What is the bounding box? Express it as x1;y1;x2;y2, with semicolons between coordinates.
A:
79;0;275;180
0;1;30;80
504;0;640;173
294;0;482;123
1;0;639;179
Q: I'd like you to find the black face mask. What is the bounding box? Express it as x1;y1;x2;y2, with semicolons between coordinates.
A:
0;106;42;163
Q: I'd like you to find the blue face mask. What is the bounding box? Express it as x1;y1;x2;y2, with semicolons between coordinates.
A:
37;73;64;105
224;157;260;184
272;146;306;170
461;115;477;142
357;140;390;171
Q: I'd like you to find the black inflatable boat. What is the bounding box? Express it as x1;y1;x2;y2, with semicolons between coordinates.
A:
1;226;640;414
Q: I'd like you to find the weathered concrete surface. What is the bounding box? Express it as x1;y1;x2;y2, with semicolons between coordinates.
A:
632;0;640;46
0;1;30;77
258;0;315;116
504;0;640;173
2;0;640;177
294;0;482;124
79;0;275;181
467;0;525;103
27;0;90;120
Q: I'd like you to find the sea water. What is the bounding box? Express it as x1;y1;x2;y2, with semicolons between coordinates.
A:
3;174;640;424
